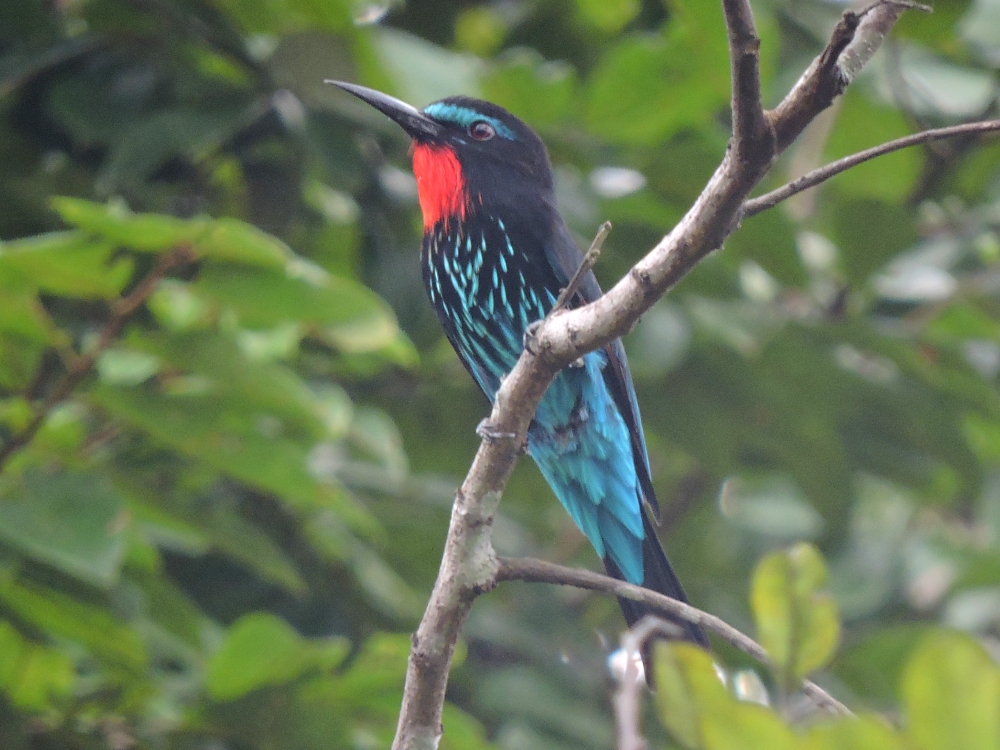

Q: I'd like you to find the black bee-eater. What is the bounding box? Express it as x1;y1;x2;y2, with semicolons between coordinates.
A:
330;81;706;647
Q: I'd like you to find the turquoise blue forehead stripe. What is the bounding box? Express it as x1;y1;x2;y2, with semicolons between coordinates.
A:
422;103;518;140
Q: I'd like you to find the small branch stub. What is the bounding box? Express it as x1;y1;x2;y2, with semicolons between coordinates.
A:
552;220;612;314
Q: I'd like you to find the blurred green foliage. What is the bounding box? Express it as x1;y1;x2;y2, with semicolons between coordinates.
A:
654;620;1000;750
654;546;1000;748
2;0;1000;747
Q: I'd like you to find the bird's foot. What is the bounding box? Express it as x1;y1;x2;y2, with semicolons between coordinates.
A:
569;356;585;368
476;418;517;443
523;321;541;356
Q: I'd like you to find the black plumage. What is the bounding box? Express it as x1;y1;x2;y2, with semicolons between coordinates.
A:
332;82;707;648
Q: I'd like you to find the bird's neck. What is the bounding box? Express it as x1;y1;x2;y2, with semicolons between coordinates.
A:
412;143;470;231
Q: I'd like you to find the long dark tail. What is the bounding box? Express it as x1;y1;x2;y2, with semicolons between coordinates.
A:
604;512;709;648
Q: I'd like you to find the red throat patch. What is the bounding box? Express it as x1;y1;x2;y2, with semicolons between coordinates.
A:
411;143;468;230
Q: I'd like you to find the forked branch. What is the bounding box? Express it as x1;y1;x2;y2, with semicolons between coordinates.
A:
391;3;959;748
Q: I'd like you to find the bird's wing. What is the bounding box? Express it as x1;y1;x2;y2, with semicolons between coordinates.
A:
545;215;661;521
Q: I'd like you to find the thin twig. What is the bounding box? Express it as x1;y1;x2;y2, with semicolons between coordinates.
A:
496;556;852;717
743;119;1000;218
616;617;678;750
0;246;193;473
724;0;771;162
551;221;612;314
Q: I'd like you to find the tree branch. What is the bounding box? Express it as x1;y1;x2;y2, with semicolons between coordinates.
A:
390;3;925;748
743;119;1000;218
725;0;771;164
0;247;193;474
837;1;931;86
615;617;678;750
497;556;851;717
768;0;928;155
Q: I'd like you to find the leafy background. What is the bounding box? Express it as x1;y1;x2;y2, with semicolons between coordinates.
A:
2;0;1000;747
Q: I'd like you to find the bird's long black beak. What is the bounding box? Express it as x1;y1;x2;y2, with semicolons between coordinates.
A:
325;80;442;140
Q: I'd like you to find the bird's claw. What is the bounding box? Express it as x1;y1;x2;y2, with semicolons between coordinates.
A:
523;321;541;356
476;419;517;443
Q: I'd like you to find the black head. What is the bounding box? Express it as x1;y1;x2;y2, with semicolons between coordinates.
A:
327;81;555;200
417;95;553;192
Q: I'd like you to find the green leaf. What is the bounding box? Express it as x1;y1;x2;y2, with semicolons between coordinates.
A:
575;0;640;33
118;471;306;594
195;265;400;352
230;634;472;750
0;333;46;391
147;279;213;331
701;703;797;750
195;218;294;267
718;475;824;540
200;505;307;595
895;0;972;49
0;273;57;389
96;348;161;386
726;208;803;287
803;715;905;750
350;406;408;475
90;383;375;534
584;1;729;145
0;622;74;712
0;469;128;588
299;633;410;718
50;198;292;267
966;413;1000;464
901;630;1000;750
51;197;199;252
128;569;213;650
653;641;731;748
130;330;332;440
827;199;917;285
823;92;922;203
454;6;506;55
305;512;423;618
96;106;249;193
928;301;1000;342
206;613;348;700
0;577;146;670
751;543;841;689
653;642;796;750
0;230;131;299
262;633;493;750
211;0;352;34
0;281;56;343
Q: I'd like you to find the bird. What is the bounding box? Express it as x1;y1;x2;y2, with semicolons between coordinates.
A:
329;80;707;648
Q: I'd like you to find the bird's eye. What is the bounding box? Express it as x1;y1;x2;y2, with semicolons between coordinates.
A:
469;121;495;141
